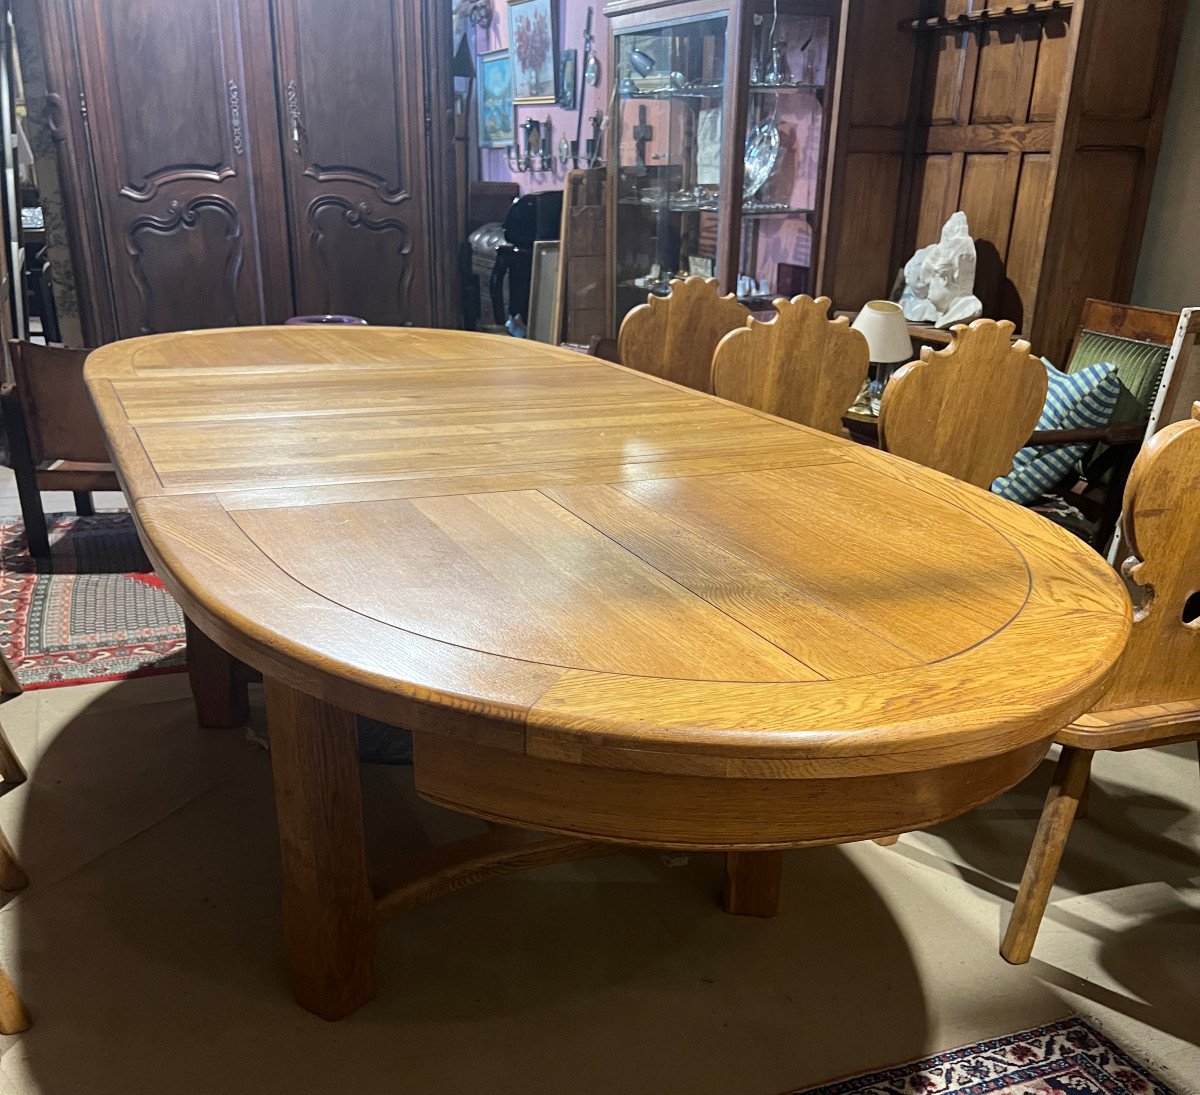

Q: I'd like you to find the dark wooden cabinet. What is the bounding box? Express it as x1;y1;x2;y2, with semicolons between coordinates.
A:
33;0;455;345
272;0;438;326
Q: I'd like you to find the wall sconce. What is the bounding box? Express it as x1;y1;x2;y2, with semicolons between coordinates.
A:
507;116;553;173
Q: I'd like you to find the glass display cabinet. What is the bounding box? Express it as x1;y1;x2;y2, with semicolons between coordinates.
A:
605;0;842;328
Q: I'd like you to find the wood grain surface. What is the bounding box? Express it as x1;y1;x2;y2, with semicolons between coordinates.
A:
617;276;750;393
86;326;1131;846
879;318;1047;489
712;295;870;436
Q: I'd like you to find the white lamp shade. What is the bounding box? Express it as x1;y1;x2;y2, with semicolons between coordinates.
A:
851;300;912;364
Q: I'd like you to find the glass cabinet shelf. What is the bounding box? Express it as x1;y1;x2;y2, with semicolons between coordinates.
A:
608;1;841;329
623;82;823;100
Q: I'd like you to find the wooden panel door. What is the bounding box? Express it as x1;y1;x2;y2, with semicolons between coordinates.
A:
271;0;437;326
66;0;292;340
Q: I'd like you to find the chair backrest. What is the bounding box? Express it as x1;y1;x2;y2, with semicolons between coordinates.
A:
1097;403;1200;711
8;340;107;464
878;318;1047;490
617;276;750;393
711;295;869;435
1065;299;1179;426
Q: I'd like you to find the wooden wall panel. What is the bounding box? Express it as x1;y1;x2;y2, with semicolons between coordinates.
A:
971;22;1039;125
845;2;918;127
1003;153;1052;336
1028;12;1072;122
1079;2;1165;119
1037;149;1141;362
925;32;972;125
913;154;953;250
828;153;903;308
958;153;1021;317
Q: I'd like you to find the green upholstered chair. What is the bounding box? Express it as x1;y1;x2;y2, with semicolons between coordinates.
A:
1028;300;1186;552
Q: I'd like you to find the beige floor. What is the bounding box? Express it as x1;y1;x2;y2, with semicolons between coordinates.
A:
0;484;1196;1094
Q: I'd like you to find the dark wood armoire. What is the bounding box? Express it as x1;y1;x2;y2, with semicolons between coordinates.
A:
34;0;458;346
819;0;1186;365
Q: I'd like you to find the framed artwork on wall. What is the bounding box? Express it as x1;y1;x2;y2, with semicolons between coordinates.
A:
558;49;576;110
477;49;515;148
507;0;557;104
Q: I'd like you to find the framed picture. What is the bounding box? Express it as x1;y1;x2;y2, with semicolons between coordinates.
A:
558;49;576;110
527;240;561;344
477;49;515;148
507;0;557;104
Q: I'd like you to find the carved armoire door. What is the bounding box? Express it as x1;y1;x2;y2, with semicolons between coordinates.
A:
270;0;437;326
60;0;292;340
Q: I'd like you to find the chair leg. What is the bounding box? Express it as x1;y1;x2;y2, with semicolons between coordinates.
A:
1;389;50;559
0;829;26;893
0;965;29;1035
1075;772;1091;821
873;835;900;846
72;491;95;517
1001;746;1093;965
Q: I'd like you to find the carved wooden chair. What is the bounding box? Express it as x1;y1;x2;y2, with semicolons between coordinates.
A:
878;318;1047;489
1027;301;1198;553
0;651;29;1033
1001;404;1200;964
1;340;118;559
712;295;870;436
617;276;750;393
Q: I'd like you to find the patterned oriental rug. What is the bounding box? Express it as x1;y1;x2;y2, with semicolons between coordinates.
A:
0;513;186;689
789;1018;1175;1095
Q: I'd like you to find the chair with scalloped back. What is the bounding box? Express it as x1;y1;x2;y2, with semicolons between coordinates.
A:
1000;403;1200;964
617;276;750;394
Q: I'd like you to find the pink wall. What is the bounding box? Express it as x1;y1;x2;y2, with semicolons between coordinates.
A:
475;1;610;191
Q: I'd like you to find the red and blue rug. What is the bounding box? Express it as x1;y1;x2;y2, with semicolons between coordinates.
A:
791;1018;1175;1094
0;513;186;688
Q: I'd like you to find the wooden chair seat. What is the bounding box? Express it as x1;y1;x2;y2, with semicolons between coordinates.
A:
1058;698;1200;751
36;461;120;493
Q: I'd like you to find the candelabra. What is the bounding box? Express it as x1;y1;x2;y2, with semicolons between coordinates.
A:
506;116;553;173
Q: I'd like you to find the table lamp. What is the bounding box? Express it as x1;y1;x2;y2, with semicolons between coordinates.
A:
851;300;913;414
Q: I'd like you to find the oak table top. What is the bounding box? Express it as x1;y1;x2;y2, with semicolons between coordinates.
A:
86;327;1132;1018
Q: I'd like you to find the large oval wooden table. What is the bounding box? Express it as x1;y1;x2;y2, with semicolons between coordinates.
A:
86;327;1131;1019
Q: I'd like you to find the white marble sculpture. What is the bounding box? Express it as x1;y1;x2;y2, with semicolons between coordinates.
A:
900;211;984;329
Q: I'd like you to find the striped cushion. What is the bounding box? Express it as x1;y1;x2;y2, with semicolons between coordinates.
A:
992;358;1121;505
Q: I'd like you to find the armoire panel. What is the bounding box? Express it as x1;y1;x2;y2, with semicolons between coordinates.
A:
828;153;903;309
924;31;973;126
101;0;232;194
1003;153;1052;335
1027;11;1071;123
1038;148;1142;362
958;153;1020;319
62;0;292;338
1079;2;1165;120
845;1;919;128
971;21;1039;126
912;154;952;251
291;0;405;197
273;0;438;325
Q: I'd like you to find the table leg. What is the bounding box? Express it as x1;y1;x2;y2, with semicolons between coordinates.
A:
722;851;783;918
185;616;249;729
265;678;375;1020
